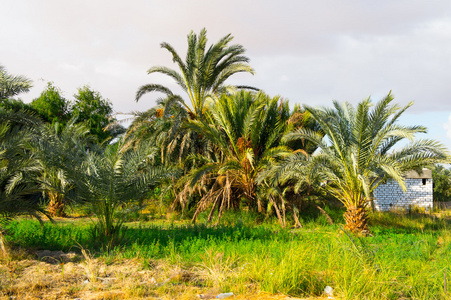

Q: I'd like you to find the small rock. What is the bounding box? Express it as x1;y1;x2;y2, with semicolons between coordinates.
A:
324;285;334;297
216;292;234;299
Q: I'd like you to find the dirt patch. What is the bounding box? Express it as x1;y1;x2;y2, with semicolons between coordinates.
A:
35;250;81;264
0;251;333;300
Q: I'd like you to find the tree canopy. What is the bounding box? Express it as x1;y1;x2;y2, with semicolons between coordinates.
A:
1;31;450;240
72;85;124;143
30;82;71;126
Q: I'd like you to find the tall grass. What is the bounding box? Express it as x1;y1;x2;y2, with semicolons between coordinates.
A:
4;211;451;299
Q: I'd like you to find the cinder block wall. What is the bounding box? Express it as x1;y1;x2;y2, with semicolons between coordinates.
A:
373;178;433;211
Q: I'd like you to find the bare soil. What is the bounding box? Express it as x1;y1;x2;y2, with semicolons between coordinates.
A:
0;249;332;300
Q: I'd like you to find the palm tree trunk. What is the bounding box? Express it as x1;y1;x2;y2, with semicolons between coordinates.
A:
291;205;303;228
0;231;8;258
344;203;369;235
269;195;285;228
316;205;334;225
47;191;66;217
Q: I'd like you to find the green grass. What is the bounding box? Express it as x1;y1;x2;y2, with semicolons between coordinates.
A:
4;211;451;299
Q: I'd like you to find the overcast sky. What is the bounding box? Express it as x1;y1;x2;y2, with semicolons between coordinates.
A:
2;0;451;149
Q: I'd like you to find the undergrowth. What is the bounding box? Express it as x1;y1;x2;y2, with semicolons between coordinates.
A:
3;211;451;299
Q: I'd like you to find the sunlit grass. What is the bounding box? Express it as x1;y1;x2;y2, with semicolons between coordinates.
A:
3;210;451;299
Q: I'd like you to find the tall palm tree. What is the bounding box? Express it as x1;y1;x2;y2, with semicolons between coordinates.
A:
185;90;314;224
0;65;33;100
283;93;449;234
134;29;256;173
136;28;255;120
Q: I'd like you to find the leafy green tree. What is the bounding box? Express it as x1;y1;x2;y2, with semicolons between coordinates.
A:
136;28;255;120
72;85;124;143
0;65;32;100
0;98;35;112
259;151;327;227
30;82;71;126
283;93;449;234
432;165;451;202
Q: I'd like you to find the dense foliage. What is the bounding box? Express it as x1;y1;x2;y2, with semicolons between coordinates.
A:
432;164;451;202
0;110;44;219
0;29;449;243
30;82;71;126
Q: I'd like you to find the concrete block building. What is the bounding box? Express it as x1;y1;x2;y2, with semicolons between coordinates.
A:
372;169;433;211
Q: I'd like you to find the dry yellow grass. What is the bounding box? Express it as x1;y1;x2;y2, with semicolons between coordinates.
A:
0;249;335;300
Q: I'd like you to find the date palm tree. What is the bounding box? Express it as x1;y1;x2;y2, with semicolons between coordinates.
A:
34;118;92;217
125;97;191;164
134;29;256;171
185;90;315;224
78;138;174;243
0;65;33;100
0;109;44;219
136;28;255;120
283;93;449;234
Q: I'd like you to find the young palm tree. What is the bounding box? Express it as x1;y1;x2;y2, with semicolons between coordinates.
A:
0;109;45;219
0;65;33;100
136;28;255;120
283;93;449;234
78;139;174;240
33;118;92;217
185;90;314;224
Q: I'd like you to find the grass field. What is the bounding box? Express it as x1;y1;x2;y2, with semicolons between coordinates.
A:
1;210;451;299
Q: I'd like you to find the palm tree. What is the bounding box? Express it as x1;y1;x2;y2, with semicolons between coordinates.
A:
283;93;449;234
0;109;45;219
33;118;92;217
125;97;191;164
0;65;33;100
136;28;255;120
78;138;174;241
185;90;314;224
134;29;256;173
